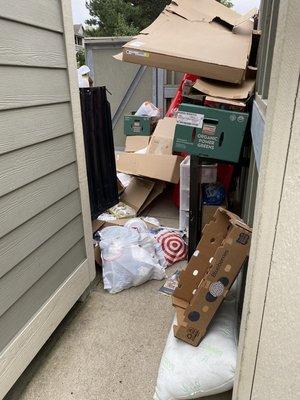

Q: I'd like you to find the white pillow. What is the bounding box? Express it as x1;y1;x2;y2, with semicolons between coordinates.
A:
154;292;238;400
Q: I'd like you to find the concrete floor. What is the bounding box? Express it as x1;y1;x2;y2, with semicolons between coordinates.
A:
5;193;232;400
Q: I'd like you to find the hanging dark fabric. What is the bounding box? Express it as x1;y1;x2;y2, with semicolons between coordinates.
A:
80;87;118;220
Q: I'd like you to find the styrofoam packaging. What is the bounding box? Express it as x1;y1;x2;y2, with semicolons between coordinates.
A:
180;189;189;212
179;157;217;234
180;156;218;191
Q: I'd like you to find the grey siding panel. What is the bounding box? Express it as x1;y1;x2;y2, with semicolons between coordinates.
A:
0;19;67;68
0;239;86;351
0;103;73;155
0;134;76;197
0;217;84;318
0;190;82;279
0;0;64;32
0;67;70;110
0;163;79;238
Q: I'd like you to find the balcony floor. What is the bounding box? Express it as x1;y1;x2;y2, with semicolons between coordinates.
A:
5;192;232;400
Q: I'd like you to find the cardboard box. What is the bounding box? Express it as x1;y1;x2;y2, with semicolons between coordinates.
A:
120;176;165;216
204;96;246;112
117;0;256;84
124;115;154;136
116;152;184;184
193;77;255;102
173;103;249;163
125;136;150;152
172;208;252;346
147;117;177;155
201;203;227;230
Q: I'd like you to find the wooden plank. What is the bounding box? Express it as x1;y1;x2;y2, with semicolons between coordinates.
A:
0;67;70;110
0;259;90;399
0;239;86;352
0;19;67;68
0;0;64;33
0;163;79;238
0;190;82;279
0;216;84;318
61;0;96;282
0;103;73;155
0;134;76;197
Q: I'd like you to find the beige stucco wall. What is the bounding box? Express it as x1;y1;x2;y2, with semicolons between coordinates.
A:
234;0;300;398
89;45;153;149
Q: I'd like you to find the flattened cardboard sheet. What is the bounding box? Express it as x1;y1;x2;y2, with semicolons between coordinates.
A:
116;152;183;183
118;0;255;83
193;78;255;100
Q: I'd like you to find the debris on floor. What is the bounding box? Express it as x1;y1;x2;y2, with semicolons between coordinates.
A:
158;270;181;297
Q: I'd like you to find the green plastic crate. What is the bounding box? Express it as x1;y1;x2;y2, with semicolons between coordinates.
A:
173;103;249;163
124;115;153;136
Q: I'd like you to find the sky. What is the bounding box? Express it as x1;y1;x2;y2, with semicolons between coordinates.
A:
71;0;261;25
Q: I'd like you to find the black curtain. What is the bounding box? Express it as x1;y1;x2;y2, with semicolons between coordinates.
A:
80;87;118;220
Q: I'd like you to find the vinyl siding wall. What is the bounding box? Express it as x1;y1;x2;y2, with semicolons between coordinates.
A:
0;1;87;354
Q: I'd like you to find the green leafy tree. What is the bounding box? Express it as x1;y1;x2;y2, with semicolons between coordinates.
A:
85;0;140;36
85;0;233;37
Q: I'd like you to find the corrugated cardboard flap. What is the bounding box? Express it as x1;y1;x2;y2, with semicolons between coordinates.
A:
166;0;257;29
193;78;255;100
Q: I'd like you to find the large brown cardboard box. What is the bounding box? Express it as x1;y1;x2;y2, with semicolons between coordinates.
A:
120;177;165;215
125;136;150;152
117;0;256;84
172;208;251;346
116;152;184;184
147;117;177;155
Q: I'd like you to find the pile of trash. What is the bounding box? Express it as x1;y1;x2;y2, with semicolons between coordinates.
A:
94;218;187;294
112;1;258;399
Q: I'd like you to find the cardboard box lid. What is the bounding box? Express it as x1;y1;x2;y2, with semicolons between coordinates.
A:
125;136;150;152
194;78;256;100
120;0;256;83
116;152;183;184
147;117;177;155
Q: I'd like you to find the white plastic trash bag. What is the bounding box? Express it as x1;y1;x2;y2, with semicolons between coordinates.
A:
100;226;166;294
154;292;238;400
135;101;161;119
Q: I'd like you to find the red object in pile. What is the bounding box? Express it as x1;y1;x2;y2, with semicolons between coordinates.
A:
166;73;198;117
155;230;188;266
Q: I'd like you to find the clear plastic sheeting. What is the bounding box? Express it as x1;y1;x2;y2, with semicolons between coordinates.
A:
100;225;166;294
154;290;238;400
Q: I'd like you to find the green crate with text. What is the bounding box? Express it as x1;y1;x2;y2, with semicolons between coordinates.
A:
124;115;154;136
173;103;249;163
